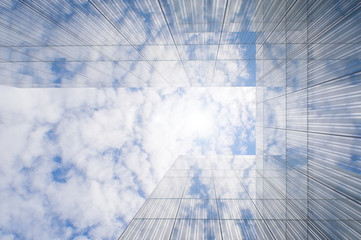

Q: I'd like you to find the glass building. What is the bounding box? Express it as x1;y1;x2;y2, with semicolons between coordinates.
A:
1;0;360;239
119;155;276;239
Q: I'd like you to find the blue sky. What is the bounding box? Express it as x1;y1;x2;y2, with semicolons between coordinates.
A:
0;86;255;239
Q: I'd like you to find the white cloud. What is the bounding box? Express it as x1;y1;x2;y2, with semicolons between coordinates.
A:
0;85;255;239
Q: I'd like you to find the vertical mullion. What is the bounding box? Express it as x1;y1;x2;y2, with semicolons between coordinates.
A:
285;0;288;238
306;0;310;239
168;160;189;240
212;157;224;240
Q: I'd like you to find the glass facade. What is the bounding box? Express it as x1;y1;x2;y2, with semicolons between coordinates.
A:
255;0;361;239
120;155;269;240
0;0;260;87
1;0;360;87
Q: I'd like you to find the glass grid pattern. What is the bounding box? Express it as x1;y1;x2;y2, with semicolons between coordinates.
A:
255;0;361;239
120;155;308;239
0;0;263;87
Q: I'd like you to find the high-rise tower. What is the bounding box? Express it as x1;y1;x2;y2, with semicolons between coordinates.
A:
119;155;273;239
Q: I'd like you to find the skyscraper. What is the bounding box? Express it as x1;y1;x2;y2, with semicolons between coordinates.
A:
255;0;361;239
120;155;267;239
0;0;360;239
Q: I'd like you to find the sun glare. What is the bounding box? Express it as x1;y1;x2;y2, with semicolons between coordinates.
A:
184;109;214;138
